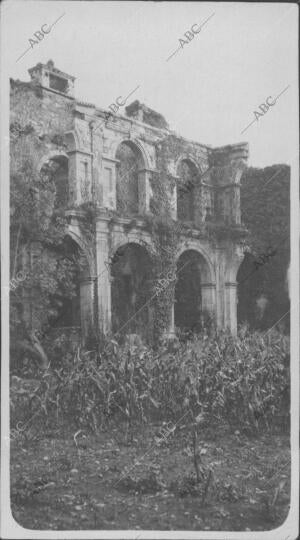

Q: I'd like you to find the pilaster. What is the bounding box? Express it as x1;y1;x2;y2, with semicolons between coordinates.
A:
96;216;111;334
201;282;216;317
224;281;238;335
80;277;96;343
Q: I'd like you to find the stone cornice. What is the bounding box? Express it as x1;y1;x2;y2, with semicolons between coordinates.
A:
68;149;93;157
102;156;120;164
138;167;157;174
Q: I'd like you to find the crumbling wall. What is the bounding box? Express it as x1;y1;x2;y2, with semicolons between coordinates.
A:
10;67;249;342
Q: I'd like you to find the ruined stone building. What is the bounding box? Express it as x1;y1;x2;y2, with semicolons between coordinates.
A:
10;60;249;344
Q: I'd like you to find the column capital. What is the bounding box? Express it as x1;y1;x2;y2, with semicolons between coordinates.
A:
96;218;111;234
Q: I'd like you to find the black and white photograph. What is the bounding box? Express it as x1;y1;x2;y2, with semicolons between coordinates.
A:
1;1;299;539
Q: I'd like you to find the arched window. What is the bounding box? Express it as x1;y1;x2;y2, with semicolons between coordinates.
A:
116;142;142;215
177;159;197;222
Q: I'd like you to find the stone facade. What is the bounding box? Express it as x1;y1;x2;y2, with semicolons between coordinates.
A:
10;60;249;341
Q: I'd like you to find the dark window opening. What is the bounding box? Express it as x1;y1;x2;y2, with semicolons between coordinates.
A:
49;74;69;93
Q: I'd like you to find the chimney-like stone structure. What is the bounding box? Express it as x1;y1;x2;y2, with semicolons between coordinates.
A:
28;59;76;97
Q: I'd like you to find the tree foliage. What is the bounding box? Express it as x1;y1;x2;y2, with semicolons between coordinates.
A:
238;164;290;330
10;132;79;370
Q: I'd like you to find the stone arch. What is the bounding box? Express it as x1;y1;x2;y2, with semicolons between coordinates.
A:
224;248;245;284
176;241;215;283
110;241;154;342
174;247;215;333
113;137;150;170
114;139;149;216
64;130;81;153
173;243;216;334
37;150;69;173
64;230;95;277
175;154;202;176
111;233;156;261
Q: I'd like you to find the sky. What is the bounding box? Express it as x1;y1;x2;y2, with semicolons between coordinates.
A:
2;0;298;167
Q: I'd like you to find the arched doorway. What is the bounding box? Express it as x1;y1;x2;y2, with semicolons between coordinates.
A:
46;233;96;345
115;142;143;216
111;243;153;342
174;249;211;334
176;159;198;223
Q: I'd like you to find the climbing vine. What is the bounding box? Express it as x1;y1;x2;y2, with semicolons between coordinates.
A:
10;128;81;369
77;201;97;247
238;164;290;330
145;142;179;340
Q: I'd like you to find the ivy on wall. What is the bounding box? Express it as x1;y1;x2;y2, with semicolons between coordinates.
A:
238;164;290;330
10;128;81;369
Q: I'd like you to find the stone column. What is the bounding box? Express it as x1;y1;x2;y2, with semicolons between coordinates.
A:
162;303;175;339
170;176;178;220
231;185;241;225
224;281;238;335
101;157;118;210
80;277;96;343
96;216;111;335
201;283;216;318
214;248;224;329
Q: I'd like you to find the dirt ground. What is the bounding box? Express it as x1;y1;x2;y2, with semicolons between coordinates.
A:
10;422;290;532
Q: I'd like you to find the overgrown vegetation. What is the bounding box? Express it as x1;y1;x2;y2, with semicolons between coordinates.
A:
11;326;290;442
239;165;290;330
10;133;79;372
146;167;178;339
9;128;291;533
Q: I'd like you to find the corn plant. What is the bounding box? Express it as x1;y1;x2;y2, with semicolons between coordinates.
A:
11;327;290;437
